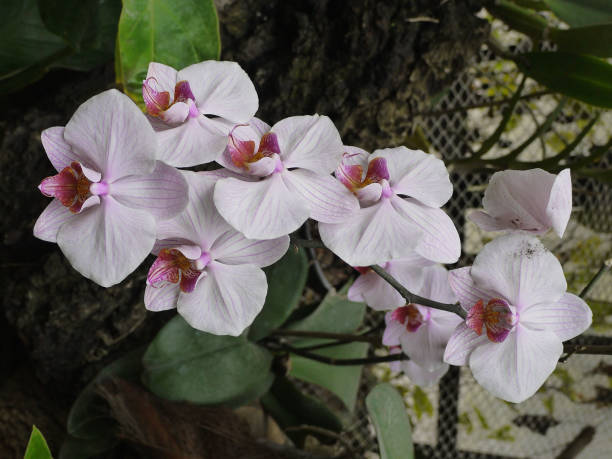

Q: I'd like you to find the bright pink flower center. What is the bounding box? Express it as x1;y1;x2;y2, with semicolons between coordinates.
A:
391;304;426;332
337;156;390;194
39;162;92;213
466;298;515;343
143;78;197;118
228;127;281;172
147;248;203;293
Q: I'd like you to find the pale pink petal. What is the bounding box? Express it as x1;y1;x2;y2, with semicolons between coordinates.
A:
213;233;289;267
110;161;188;220
319;198;420;266
159;101;189;124
156;116;228;167
520;292;592;342
33;199;76;243
401;361;449;386
467;210;509;232
282;169;359;224
41;127;80;172
349;270;404;311
146;62;178;94
382;312;405;346
443;322;488;366
177;61;258;123
372;147;452;207
177;261;267;336
64;89;156;181
144;283;180;312
248;156;278;177
272;115;343;174
471;233;566;309
392;197;461;264
156;171;232;250
56;198;156;287
152;240;202;259
214;174;311;240
355;183;382;205
448;267;496;311
546;168;572;238
469;325;563;403
419;265;456;304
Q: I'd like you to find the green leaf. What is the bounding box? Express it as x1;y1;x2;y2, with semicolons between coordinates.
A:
487;0;548;40
116;0;221;104
518;52;612;108
143;315;273;406
545;0;612;27
24;426;53;459
412;386;433;420
67;348;143;440
249;248;309;341
59;434;113;459
551;24;612;58
286;286;367;411
366;384;414;459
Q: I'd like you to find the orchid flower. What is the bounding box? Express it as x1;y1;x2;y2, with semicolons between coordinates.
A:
318;146;461;266
469;168;572;237
444;233;592;403
34;90;188;287
383;265;462;386
145;171;289;336
142;61;258;167
388;347;450;386
348;252;435;310
213;116;359;239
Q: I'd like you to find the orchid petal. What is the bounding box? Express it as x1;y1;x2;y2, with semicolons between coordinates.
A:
159;101;189;125
177;261;267;336
146;62;178;94
521;292;592;341
392;196;461;264
214;174;311;240
41;127;79;172
382;312;405;346
33;199;76;243
469;325;562;403
448;267;496;312
319;198;419;266
471;233;566;309
372;147;452;207
247;156;278;177
155;116;228;167
177;61;258;123
217;119;270;173
111;161;188;220
282;169;359;224
355;183;382;206
467;210;509;232
272;115;343;174
56;198;156;287
443;322;488;366
64;89;156;181
401;361;449;386
212;232;289;267
419;265;456;304
546;168;572;237
144;283;180;312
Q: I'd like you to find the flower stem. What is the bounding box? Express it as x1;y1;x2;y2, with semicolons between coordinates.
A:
279;343;409;366
370;265;467;319
579;260;611;299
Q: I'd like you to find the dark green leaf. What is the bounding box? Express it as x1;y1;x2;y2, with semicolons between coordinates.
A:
545;0;612;27
24;426;53;459
518;52;612;108
59;434;114;459
287;286;367;411
116;0;221;103
551;24;612;58
487;0;548;40
366;384;414;459
143;315;273;406
249;248;309;341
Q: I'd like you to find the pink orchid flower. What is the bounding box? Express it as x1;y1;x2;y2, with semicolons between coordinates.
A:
444;233;592;403
213;116;359;239
388;347;450;387
34;90;188;287
469;168;572;237
383;265;463;386
142;61;258;167
318;146;461;266
348;252;435;310
145;171;289;336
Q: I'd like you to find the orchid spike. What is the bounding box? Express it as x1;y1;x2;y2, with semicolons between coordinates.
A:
145;171;289;336
213;116;359;239
318;146;461;266
444;233;592;403
34;89;188;287
469;168;572;237
143;61;258;167
347;252;435;310
383;265;462;385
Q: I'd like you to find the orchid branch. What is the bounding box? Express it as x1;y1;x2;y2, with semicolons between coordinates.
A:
579;260;611;299
370;265;468;319
279;343;409;366
271;329;378;344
